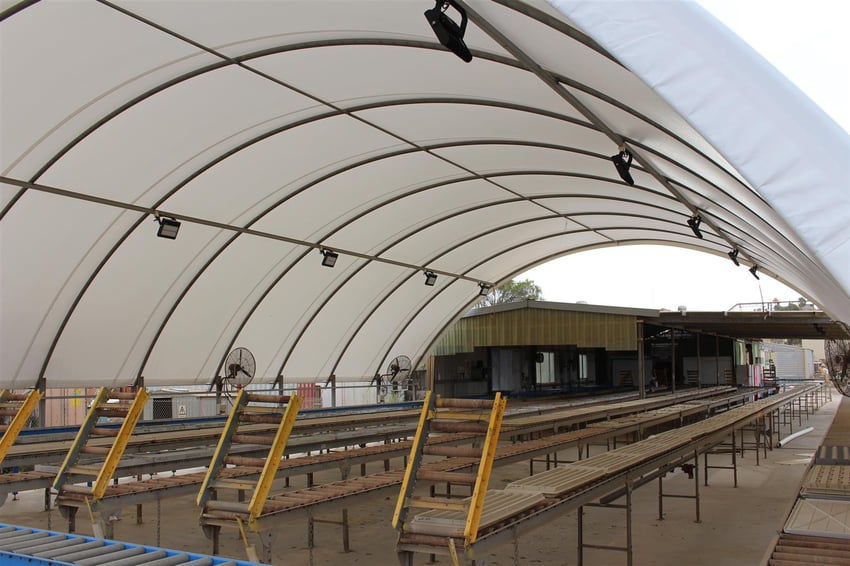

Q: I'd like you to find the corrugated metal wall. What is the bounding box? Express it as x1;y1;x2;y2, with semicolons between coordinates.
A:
434;309;638;356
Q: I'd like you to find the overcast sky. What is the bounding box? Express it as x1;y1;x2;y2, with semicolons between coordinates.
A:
521;0;849;312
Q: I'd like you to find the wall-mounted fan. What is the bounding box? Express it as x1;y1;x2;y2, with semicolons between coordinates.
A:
387;355;412;382
372;355;414;403
222;347;255;400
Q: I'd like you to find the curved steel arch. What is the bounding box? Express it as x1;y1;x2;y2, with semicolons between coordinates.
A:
228;168;695;382
350;216;724;379
325;197;707;379
0;35;520;221
9;8;792;385
1;0;756;240
409;233;756;374
1;18;749;224
36;116;764;386
35;95;594;384
2;1;840;390
133;108;692;385
21;27;760;383
149;138;760;385
141;135;618;383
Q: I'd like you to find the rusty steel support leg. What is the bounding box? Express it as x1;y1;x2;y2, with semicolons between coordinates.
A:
761;417;768;461
67;506;77;533
342;508;350;553
733;433;738;487
577;505;584;566
43;488;50;511
257;530;276;564
626;481;633;566
307;509;315;566
694;450;701;524
136;474;143;524
211;525;221;556
657;474;664;520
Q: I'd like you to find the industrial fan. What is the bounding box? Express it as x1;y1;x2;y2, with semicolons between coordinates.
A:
221;346;256;400
372;355;413;403
826;338;849;397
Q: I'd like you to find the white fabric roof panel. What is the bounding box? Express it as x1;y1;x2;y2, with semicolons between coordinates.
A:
1;0;847;389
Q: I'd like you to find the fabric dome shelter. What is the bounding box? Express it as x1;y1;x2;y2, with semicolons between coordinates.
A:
1;0;848;390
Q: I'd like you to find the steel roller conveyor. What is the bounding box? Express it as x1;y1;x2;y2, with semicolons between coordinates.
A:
0;523;263;565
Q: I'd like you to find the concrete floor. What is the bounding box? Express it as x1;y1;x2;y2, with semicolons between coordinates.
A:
0;389;838;565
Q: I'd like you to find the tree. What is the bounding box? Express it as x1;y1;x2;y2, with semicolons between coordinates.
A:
477;278;543;307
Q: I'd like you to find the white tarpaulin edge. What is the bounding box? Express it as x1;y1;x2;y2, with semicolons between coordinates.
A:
550;0;850;323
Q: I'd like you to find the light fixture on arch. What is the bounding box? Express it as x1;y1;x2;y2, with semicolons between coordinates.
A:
155;214;180;240
424;270;438;286
687;214;703;239
478;282;491;296
611;146;634;185
749;265;760;280
424;0;473;62
728;248;740;266
320;248;338;268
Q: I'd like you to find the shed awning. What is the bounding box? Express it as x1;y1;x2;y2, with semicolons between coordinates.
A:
1;1;847;388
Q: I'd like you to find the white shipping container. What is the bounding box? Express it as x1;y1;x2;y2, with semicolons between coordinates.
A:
762;343;815;380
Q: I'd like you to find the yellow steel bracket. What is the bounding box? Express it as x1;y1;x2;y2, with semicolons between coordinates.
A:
392;390;434;529
196;388;248;508
448;537;461;566
84;497;107;539
464;392;507;544
53;387;110;492
247;394;302;522
92;388;149;500
0;389;43;465
236;516;261;563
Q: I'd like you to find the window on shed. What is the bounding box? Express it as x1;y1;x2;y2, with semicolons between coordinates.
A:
152;397;173;420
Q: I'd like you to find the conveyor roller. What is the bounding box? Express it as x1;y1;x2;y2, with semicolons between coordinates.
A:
0;523;260;565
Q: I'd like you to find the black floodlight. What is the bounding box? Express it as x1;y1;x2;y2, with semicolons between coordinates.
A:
687;214;703;239
478;282;491;296
728;248;740;266
749;265;760;280
424;270;438;286
156;216;180;240
611;149;634;185
424;0;473;62
320;249;338;268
